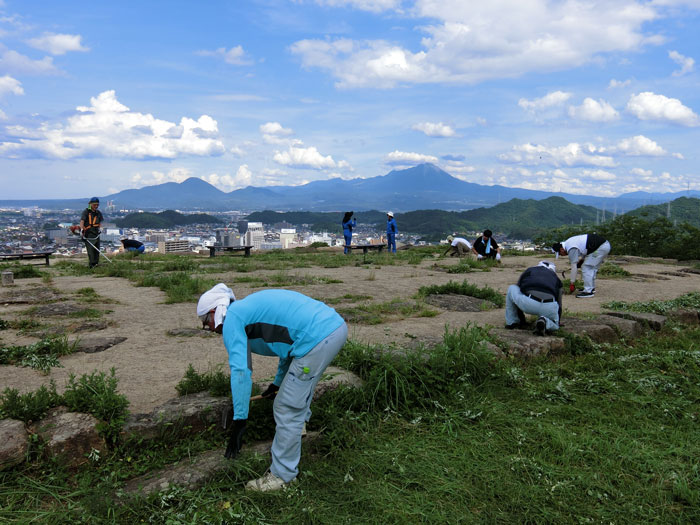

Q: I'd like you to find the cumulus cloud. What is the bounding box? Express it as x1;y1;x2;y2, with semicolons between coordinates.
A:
314;0;401;12
130;168;191;188
273;145;337;169
412;121;456;137
27;33;89;55
0;50;59;75
608;78;631;88
0;74;23;97
260;122;303;145
518;91;572;112
568;98;619;122
630;167;652;177
499;142;617;168
604;135;672;156
669;50;694;76
196;45;252;65
0;90;226;160
581;169;617;181
626;91;699;126
384;150;438;166
291;1;660;88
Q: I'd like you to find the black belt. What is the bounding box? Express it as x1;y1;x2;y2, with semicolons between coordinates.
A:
526;294;555;303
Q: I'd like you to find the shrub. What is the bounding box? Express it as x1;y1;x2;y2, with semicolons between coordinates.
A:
176;364;231;397
0;336;77;373
0;263;44;279
0;382;62;422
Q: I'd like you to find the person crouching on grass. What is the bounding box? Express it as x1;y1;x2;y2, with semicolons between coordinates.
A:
212;288;348;492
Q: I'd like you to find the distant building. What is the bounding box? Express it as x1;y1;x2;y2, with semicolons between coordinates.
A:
158;240;190;254
46;228;68;245
216;229;243;247
279;228;296;249
245;222;264;250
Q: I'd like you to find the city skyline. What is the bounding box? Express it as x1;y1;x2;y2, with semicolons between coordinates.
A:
1;0;699;199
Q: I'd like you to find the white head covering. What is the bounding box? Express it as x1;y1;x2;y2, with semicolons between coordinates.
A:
537;261;556;273
387;211;394;217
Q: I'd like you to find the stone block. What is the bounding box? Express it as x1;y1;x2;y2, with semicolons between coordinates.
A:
34;412;105;467
560;318;618;344
491;329;566;359
0;419;28;471
666;309;699;326
605;311;666;331
597;315;644;340
75;336;127;354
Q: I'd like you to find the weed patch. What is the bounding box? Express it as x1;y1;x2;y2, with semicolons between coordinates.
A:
0;336;77;373
602;291;700;314
598;261;631;277
336;298;437;325
0;381;62;421
418;279;505;307
0;263;44;279
176;364;231;397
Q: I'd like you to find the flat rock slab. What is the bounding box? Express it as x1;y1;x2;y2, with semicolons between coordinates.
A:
1;288;62;305
597;314;644;340
32;302;84;317
33;411;105;468
167;328;217;337
67;320;110;333
424;293;495;312
605;311;666;331
75;336;127;354
121;432;320;497
560;318;618;344
121;392;231;441
0;419;28;471
666;309;699;325
491;329;566;358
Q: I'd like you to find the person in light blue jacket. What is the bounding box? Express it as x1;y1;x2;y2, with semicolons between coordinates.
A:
341;211;356;254
386;211;397;253
221;289;347;492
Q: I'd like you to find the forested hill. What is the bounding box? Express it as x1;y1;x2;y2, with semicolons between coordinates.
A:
624;197;700;227
246;197;599;239
115;210;222;228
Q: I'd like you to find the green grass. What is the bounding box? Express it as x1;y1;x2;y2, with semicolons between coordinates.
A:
598;261;631;277
2;325;698;522
418;279;506;307
323;293;374;305
440;257;495;273
0;263;45;279
0;335;77;373
602;291;700;314
336;298;438;325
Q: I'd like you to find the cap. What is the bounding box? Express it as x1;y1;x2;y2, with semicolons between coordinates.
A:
387;211;394;217
551;242;562;258
537;260;556;273
89;197;100;204
447;235;454;242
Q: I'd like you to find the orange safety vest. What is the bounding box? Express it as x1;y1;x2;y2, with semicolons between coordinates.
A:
85;209;101;229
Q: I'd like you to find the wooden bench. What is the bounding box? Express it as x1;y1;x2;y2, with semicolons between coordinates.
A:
208;245;253;258
348;244;385;254
0;251;55;266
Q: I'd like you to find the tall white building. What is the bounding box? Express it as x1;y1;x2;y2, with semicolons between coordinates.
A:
245;222;264;250
279;228;296;249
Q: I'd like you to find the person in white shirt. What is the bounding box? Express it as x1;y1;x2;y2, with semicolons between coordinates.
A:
552;234;611;298
444;236;472;257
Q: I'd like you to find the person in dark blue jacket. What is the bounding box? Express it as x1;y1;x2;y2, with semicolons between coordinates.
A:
505;261;563;335
386;211;397;253
221;289;348;492
341;211;356;254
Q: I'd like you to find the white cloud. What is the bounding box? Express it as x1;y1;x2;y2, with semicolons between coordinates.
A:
568;98;619;122
0;50;59;75
260;121;302;145
0;74;23;97
581;169;617;181
201;166;253;192
412;121;456;137
273;145;337;169
314;0;401;12
499;142;617;168
668;50;694;76
518;91;572;112
0;90;226;160
0;108;6;120
291;1;660;87
260;122;293;136
384;150;438;166
630;167;652;177
131;168;191;188
197;45;252;65
608;78;631;88
626;91;699;126
606;135;669;156
27;33;89;55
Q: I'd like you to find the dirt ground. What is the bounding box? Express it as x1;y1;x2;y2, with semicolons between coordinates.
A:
1;251;699;414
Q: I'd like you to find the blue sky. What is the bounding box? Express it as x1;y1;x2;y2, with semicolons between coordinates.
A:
1;0;699;200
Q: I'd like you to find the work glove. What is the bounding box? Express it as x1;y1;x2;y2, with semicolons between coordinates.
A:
495;253;501;261
261;383;279;400
477;254;484;260
569;283;576;293
224;419;247;459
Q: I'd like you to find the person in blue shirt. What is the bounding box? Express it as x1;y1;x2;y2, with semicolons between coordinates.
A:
386;211;397;253
341;211;356;254
220;289;348;492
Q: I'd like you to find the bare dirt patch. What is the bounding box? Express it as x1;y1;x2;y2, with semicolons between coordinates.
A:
1;253;698;413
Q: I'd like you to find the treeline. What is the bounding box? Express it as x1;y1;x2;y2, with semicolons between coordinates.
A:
625;197;700;228
535;214;700;261
115;210;222;228
246;197;599;240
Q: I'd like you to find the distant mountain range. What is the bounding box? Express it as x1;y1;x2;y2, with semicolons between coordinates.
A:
2;163;698;212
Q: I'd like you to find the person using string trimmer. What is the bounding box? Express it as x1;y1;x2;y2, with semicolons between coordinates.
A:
79;197;103;269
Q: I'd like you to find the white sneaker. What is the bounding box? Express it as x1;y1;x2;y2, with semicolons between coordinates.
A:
245;471;291;492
